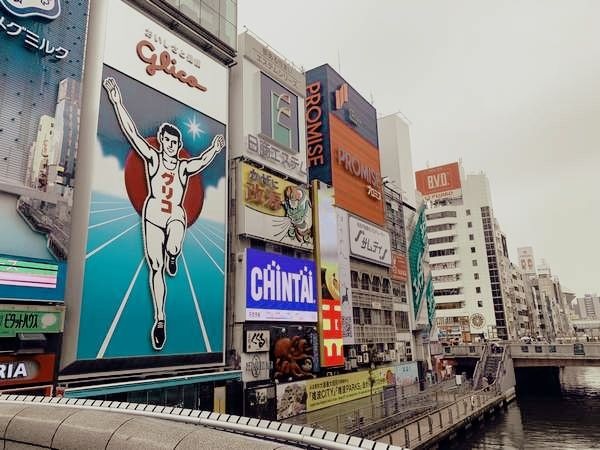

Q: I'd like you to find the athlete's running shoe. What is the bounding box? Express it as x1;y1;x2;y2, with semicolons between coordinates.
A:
151;320;166;350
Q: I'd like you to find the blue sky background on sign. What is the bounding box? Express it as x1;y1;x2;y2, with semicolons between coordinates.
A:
77;66;226;360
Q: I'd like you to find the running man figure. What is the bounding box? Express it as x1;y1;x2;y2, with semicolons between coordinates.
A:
103;77;225;351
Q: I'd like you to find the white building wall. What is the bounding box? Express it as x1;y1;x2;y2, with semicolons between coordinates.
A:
426;171;500;341
377;114;416;207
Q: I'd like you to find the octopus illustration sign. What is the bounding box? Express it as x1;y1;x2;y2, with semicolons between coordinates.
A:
238;163;312;249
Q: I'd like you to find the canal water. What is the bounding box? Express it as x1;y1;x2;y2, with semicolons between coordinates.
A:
449;367;600;449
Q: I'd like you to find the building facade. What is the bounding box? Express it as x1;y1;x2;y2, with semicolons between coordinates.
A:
416;164;515;342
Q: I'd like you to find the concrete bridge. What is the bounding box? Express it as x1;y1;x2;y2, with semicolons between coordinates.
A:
441;342;600;367
0;394;405;450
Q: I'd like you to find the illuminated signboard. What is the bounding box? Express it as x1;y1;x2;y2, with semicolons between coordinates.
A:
245;248;317;322
0;0;89;302
238;162;312;249
0;304;63;337
0;354;55;387
348;215;391;266
305;64;379;188
64;0;228;372
313;182;344;367
230;32;307;183
415;162;462;201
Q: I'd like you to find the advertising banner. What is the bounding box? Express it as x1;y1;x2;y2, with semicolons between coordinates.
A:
330;115;384;226
313;183;344;367
245;328;270;353
271;325;319;383
239;163;312;249
0;354;55;387
74;0;227;364
0;0;90;302
246;248;317;322
335;209;354;345
393;362;419;386
276;366;398;419
241;352;272;382
391;252;408;282
409;207;428;319
233;33;307;183
415;162;461;201
348;215;391;266
0;304;63;337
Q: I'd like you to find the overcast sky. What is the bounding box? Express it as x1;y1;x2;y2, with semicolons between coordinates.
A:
238;0;600;297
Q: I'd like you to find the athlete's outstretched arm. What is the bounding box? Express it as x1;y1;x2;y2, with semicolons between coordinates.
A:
184;135;225;175
103;77;155;160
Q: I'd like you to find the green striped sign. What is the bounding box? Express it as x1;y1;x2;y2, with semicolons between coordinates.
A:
0;308;63;336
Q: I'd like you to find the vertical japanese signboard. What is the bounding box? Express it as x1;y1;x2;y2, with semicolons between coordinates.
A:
0;0;90;302
313;182;344;367
335;209;354;345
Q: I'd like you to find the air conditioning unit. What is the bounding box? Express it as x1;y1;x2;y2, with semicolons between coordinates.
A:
360;344;368;352
349;348;357;358
357;355;363;364
363;352;370;363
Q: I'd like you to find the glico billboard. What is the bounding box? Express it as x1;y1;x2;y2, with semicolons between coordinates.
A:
415;162;462;201
0;0;90;302
305;65;384;226
62;0;228;373
229;32;308;183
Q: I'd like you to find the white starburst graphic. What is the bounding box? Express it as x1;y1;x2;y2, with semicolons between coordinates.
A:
186;115;205;141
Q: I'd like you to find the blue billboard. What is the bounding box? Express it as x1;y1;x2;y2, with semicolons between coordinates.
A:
246;248;318;322
0;0;89;302
74;65;227;363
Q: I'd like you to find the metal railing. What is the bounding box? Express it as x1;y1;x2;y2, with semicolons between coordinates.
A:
508;343;600;359
284;379;473;437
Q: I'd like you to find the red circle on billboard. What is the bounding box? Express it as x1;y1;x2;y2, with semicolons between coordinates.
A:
123;137;204;226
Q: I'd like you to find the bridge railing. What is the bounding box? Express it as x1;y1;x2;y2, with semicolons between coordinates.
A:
509;343;600;359
442;344;485;357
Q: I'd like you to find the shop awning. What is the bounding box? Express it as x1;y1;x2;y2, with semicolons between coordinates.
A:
64;370;242;398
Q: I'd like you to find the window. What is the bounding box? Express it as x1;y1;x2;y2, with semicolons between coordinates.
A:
476;287;481;293
466;209;471;216
468;221;473;228
353;307;361;324
471;247;476;253
477;300;483;307
472;259;478;266
372;310;382;325
384;310;393;326
430;249;456;257
371;276;381;292
351;270;359;289
469;234;474;241
382;278;391;294
474;273;479;280
363;308;372;325
395;311;410;331
361;273;370;290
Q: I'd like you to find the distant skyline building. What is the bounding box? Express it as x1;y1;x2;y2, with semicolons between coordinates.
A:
575;294;600;320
